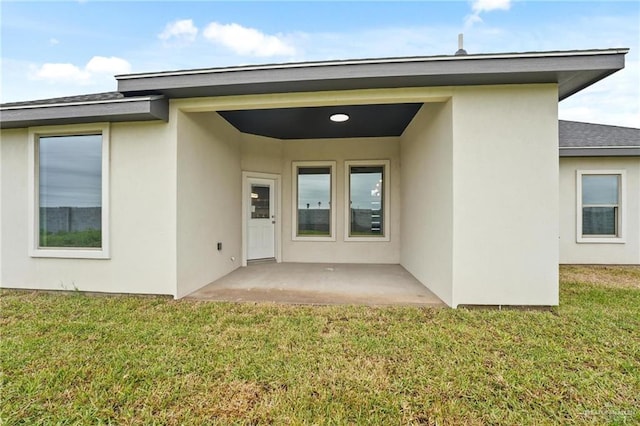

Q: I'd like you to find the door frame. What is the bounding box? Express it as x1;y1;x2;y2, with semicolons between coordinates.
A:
242;171;282;266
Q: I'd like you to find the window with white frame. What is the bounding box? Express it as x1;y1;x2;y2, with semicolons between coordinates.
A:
292;161;336;240
577;170;625;243
345;160;390;241
29;125;110;258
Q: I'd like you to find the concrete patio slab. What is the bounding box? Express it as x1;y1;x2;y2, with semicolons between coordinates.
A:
185;262;444;306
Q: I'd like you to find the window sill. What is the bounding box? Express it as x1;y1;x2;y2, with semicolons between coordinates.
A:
292;236;336;242
30;248;110;259
345;236;390;242
577;237;625;244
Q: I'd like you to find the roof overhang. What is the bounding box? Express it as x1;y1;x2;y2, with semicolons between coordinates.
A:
116;49;628;101
0;49;628;132
0;95;168;129
559;147;640;157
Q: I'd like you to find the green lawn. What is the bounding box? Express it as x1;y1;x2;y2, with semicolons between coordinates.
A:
1;266;639;425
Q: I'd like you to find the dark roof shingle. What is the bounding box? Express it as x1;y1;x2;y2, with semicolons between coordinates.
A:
1;92;124;108
559;120;640;148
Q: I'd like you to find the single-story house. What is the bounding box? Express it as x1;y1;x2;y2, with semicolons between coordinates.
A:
1;47;637;307
559;120;639;264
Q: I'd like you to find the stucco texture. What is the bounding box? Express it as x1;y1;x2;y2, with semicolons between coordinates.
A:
1;122;177;295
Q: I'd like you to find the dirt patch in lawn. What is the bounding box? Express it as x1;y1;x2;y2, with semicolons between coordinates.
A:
560;264;640;289
191;380;266;422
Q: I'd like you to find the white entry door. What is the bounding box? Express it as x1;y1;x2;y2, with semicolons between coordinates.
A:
247;179;275;260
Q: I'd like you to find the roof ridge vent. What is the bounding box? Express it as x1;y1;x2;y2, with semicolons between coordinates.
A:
455;33;468;56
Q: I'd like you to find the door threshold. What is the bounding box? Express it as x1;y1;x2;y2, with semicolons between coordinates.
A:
247;258;277;265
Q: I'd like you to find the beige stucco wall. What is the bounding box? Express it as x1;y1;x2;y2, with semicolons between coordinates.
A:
559;156;640;264
241;133;284;175
451;85;559;306
0;129;4;286
0;122;177;295
399;85;559;307
240;134;402;264
400;102;454;306
175;111;243;298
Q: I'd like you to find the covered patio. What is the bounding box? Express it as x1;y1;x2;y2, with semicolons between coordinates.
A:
186;262;444;306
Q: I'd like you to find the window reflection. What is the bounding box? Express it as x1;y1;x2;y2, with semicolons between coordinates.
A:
251;185;270;219
297;167;331;236
38;134;102;248
349;166;384;237
582;174;619;236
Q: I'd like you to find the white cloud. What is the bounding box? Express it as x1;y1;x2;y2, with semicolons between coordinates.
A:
203;22;295;57
464;14;484;28
31;56;131;84
33;63;90;82
471;0;511;13
158;19;198;43
85;56;131;75
466;0;511;28
49;38;59;46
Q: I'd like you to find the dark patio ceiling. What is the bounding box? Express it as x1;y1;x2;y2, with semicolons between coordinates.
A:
218;103;423;139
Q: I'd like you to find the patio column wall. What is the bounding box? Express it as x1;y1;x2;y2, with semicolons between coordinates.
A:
400;101;455;306
450;84;559;307
175;111;243;298
400;85;559;307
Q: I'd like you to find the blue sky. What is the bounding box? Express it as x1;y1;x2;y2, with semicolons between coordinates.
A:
2;0;638;127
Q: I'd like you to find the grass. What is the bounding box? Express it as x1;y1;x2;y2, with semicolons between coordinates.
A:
39;229;101;248
1;266;639;425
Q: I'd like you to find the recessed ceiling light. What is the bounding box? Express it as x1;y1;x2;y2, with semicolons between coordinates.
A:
330;113;349;122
